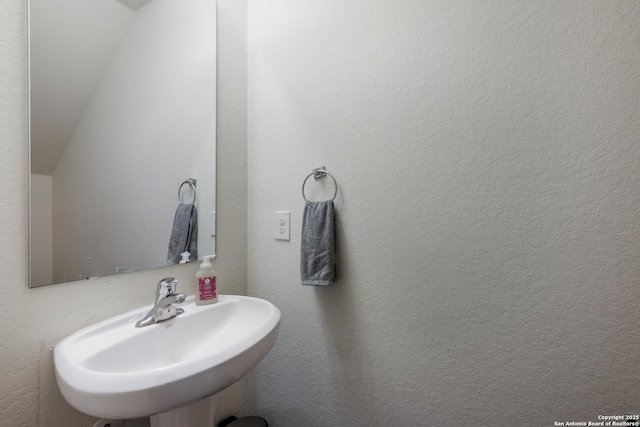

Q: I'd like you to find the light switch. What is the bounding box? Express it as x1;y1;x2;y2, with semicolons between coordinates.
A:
275;211;290;241
210;211;216;236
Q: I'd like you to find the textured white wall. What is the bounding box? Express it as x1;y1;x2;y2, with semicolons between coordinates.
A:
51;0;217;284
0;0;247;425
247;1;640;425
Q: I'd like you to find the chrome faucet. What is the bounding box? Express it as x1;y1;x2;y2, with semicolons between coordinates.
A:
135;277;186;328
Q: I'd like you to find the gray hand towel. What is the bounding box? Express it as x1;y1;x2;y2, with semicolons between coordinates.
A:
167;203;198;264
301;200;336;285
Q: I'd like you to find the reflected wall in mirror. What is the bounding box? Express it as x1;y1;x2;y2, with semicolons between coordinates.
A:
29;0;217;287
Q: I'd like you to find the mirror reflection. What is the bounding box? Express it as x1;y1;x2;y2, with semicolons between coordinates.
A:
29;0;217;287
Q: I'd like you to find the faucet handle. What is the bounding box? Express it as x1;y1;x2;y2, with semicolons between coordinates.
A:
156;277;178;298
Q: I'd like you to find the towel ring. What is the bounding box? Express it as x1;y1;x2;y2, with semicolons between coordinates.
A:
178;179;197;204
302;167;338;202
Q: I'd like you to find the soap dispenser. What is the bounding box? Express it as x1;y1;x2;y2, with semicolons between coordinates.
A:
195;256;217;305
179;251;191;264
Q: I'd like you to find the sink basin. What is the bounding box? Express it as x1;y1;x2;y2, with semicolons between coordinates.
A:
54;295;281;420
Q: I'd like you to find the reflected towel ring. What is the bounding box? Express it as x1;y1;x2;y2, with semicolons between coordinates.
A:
302;167;338;202
178;179;197;204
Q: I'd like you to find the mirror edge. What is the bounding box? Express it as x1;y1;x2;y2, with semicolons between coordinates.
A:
27;0;34;288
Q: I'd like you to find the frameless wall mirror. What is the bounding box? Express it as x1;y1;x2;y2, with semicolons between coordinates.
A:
28;0;217;287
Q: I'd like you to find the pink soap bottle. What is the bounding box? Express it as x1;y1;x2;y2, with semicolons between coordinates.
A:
195;256;218;305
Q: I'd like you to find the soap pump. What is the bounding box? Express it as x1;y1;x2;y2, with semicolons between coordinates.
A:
195;256;217;305
179;251;190;264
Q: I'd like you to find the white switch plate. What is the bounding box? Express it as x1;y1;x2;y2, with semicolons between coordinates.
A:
275;211;290;241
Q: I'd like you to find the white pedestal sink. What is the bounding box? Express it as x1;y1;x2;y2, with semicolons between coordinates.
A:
53;295;281;426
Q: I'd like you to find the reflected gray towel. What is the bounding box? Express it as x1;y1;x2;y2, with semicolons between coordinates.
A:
167;203;198;264
301;200;336;285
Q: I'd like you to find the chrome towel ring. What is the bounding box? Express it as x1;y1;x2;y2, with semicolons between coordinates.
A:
302;166;338;202
178;178;197;204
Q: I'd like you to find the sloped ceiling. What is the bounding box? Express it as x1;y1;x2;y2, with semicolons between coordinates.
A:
30;0;147;175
